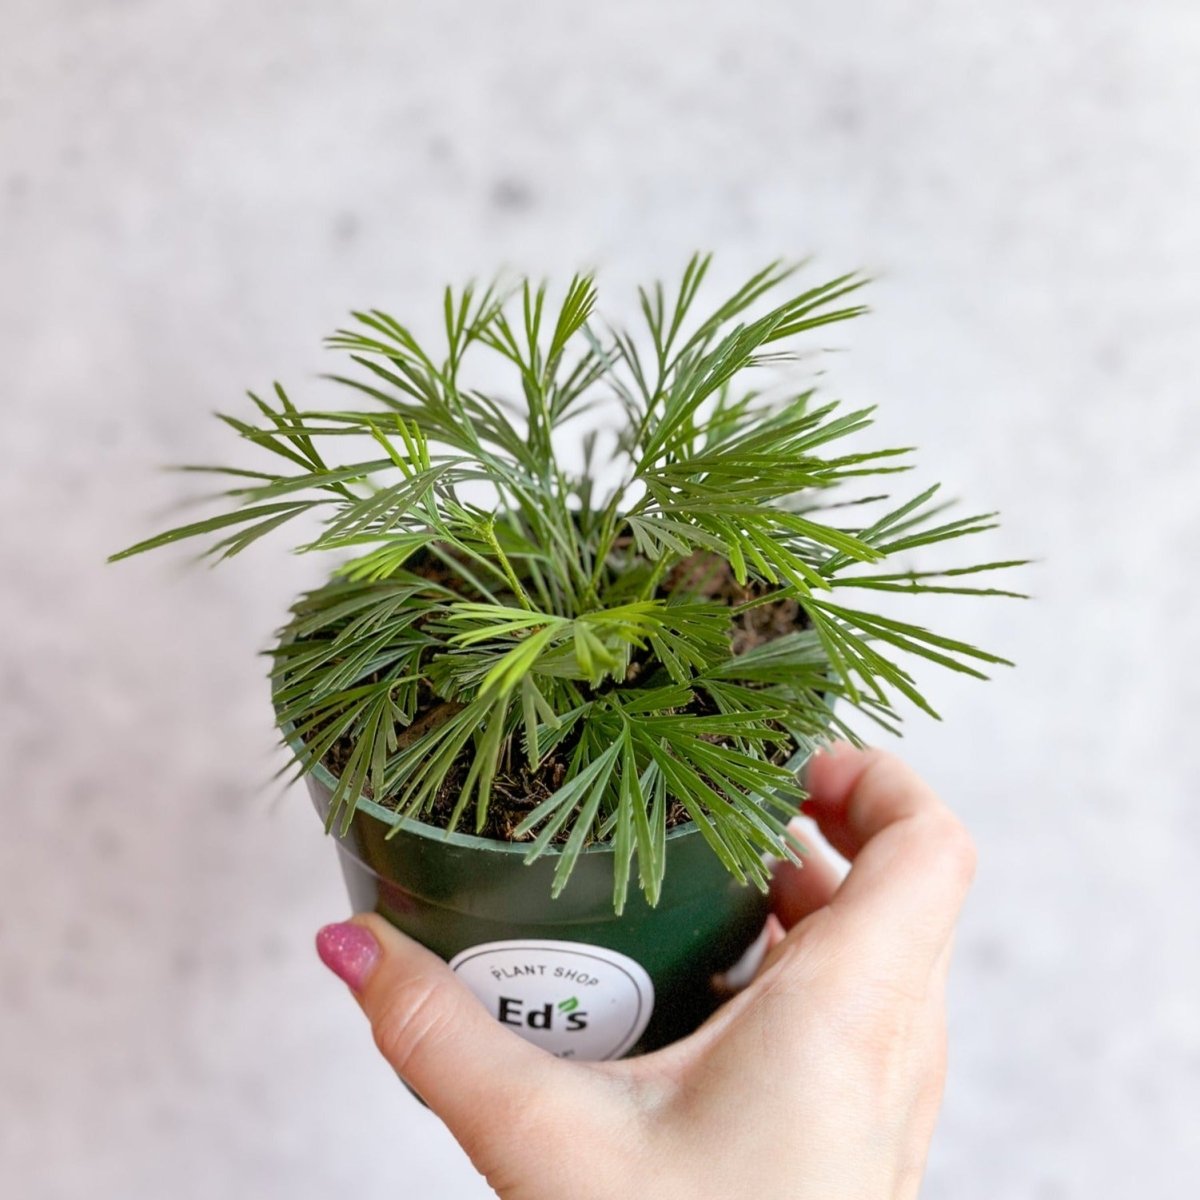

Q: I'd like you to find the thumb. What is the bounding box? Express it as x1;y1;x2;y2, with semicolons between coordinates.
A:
316;915;565;1149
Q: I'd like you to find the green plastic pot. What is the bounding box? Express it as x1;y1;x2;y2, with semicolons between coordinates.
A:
288;719;811;1060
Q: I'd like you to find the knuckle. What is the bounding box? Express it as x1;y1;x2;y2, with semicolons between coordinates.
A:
936;815;978;884
827;982;947;1090
909;810;976;885
370;975;458;1074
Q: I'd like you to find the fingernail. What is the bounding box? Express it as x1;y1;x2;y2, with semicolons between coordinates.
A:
799;744;825;790
316;921;380;992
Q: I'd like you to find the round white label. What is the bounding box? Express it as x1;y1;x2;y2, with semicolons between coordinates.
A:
448;939;655;1061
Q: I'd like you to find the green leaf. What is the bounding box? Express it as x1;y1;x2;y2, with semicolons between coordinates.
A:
109;501;323;561
516;740;622;856
113;255;1025;905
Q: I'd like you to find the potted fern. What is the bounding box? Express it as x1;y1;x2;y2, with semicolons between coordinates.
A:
112;257;1022;1061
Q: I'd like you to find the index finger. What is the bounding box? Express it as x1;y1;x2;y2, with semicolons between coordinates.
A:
798;744;977;971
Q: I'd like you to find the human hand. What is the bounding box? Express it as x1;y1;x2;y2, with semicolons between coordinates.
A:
315;745;976;1199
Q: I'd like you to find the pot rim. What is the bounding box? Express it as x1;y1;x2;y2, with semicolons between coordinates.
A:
279;714;815;859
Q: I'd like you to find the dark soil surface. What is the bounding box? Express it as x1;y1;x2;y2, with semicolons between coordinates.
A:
318;551;811;842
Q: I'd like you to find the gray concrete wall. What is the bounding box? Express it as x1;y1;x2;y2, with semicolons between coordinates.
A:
2;2;1197;1196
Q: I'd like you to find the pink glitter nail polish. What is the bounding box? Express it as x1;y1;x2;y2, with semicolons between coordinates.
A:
316;922;380;992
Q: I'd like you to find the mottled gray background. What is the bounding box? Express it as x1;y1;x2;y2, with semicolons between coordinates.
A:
2;2;1198;1197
